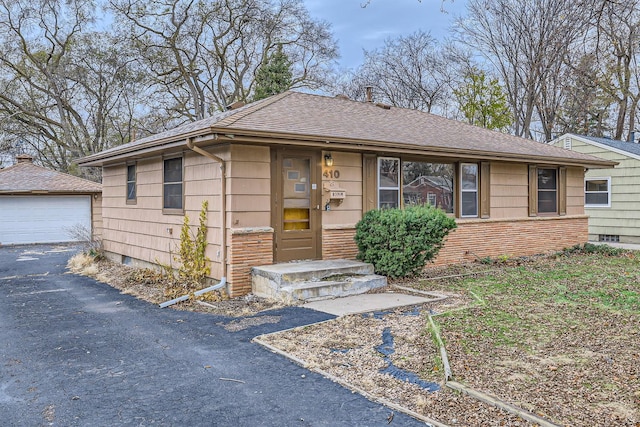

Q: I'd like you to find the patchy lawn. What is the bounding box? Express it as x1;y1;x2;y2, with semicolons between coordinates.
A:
260;248;640;426
429;250;640;426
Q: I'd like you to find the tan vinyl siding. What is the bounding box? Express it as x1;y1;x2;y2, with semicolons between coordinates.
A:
226;145;271;228
321;151;362;227
566;166;585;215
489;162;529;219
91;194;103;239
101;150;225;278
552;136;640;242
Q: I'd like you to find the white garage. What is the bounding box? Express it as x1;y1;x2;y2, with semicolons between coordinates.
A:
0;195;92;245
0;154;102;246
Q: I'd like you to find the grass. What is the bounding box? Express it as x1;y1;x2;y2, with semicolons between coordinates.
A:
429;249;639;337
415;245;640;425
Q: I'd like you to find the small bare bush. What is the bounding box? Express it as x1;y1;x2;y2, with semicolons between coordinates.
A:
65;223;103;258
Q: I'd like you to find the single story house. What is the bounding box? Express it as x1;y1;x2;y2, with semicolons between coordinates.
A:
550;133;638;243
0;154;102;245
77;91;615;296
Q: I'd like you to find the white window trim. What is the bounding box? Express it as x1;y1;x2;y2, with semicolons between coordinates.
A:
377;157;400;209
427;192;436;206
460;163;479;218
585;176;611;208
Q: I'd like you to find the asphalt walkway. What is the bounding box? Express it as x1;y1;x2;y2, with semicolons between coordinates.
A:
0;245;426;426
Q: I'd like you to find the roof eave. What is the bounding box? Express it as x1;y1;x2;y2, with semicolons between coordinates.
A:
214;127;618;169
78;124;617;169
0;190;101;195
76;129;218;167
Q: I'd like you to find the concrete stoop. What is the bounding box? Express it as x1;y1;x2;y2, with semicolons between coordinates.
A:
251;259;387;303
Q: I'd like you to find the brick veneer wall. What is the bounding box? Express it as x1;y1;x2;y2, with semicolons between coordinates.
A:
322;227;359;259
226;216;587;296
319;216;588;267
228;228;273;297
433;215;589;265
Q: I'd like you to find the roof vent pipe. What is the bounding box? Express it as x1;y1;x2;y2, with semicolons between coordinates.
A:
365;85;373;103
631;131;636;143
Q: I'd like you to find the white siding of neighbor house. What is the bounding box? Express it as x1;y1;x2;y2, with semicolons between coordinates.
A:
553;136;640;243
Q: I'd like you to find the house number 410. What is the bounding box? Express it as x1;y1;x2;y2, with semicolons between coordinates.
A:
323;169;340;179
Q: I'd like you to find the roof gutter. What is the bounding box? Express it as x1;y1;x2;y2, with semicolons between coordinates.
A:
186;136;228;288
211;128;618;169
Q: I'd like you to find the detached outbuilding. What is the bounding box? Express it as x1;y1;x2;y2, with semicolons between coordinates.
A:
0;154;102;245
77;91;614;296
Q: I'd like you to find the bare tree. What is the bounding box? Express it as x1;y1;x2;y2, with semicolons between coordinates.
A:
590;0;640;140
457;0;595;140
0;0;144;177
333;31;452;113
557;53;613;137
109;0;338;122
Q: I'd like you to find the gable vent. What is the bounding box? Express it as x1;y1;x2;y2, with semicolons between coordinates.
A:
563;138;572;150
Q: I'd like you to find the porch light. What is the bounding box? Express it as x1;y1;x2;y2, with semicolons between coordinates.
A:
324;153;334;167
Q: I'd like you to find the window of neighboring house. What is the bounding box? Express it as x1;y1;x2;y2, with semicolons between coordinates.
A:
163;157;183;210
537;168;558;213
378;157;400;209
126;164;136;203
402;161;454;213
585;177;611;207
460;163;478;217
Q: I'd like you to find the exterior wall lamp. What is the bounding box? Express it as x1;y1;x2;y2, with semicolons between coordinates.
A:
324;153;333;167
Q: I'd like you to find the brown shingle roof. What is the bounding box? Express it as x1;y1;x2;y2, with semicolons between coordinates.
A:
77;91;616;168
0;159;102;194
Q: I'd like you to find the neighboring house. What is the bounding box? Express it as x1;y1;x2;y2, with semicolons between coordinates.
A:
550;133;639;243
77;91;614;297
0;154;102;245
402;175;453;212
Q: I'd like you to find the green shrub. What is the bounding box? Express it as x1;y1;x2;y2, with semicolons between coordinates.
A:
559;242;625;257
176;200;211;287
354;205;457;278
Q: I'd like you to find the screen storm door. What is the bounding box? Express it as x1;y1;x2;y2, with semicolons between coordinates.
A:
272;149;321;262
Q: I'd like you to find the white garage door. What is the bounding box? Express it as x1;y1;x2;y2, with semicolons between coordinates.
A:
0;195;91;245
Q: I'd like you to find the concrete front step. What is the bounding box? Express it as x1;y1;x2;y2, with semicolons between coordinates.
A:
251;260;387;302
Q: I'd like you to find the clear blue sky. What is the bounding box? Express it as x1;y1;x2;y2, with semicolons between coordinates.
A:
303;0;467;70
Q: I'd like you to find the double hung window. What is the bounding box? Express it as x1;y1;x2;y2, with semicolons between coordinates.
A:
163;157;183;210
537;168;557;214
460;163;478;217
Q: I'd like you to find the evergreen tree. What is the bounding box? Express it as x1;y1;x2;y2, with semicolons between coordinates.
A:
253;45;293;101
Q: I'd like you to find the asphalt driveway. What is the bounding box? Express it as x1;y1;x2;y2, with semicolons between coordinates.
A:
0;245;426;426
